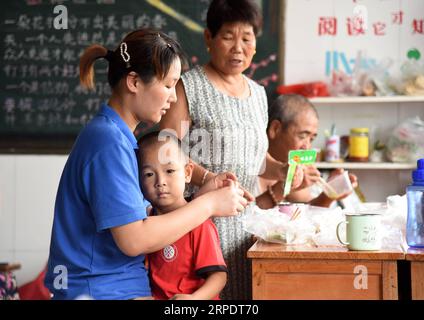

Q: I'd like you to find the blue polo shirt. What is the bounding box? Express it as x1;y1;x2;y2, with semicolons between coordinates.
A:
45;103;150;300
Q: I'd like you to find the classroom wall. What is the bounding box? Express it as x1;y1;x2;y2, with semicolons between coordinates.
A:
0;155;67;287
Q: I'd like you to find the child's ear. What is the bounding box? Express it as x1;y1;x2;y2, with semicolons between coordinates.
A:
184;161;194;183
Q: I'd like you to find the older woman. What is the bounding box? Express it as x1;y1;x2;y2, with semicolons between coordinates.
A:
159;0;294;300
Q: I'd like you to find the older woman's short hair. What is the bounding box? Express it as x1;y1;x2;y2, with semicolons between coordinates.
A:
268;94;318;130
206;0;263;37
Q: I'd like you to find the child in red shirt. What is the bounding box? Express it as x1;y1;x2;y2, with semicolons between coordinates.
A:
138;131;227;300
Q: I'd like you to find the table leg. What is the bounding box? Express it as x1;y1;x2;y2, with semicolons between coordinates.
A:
382;261;398;300
411;261;424;300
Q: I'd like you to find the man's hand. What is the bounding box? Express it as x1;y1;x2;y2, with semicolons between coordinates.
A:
325;169;358;200
295;165;321;191
329;169;358;188
290;164;305;191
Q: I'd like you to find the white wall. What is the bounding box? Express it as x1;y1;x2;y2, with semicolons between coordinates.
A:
284;0;424;84
0;155;67;287
311;101;424;202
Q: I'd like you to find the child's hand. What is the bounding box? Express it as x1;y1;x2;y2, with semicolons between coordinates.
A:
170;293;196;300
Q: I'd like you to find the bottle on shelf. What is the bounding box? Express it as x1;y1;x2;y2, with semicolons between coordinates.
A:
406;159;424;248
348;127;369;162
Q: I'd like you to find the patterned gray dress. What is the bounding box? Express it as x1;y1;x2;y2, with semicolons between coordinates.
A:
181;65;268;300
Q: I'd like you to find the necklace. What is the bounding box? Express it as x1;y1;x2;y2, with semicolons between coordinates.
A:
207;63;248;98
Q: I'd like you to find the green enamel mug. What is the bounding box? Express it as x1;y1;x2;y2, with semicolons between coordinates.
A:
336;213;382;251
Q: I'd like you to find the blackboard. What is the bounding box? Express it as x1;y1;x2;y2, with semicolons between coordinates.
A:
0;0;279;152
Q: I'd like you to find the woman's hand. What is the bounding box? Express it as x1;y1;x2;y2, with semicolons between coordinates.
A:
195;171;232;197
206;179;248;217
196;172;255;203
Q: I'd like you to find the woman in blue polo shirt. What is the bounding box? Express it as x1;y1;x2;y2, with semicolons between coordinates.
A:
45;28;249;300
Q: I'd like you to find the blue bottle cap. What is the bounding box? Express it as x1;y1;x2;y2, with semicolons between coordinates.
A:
412;159;424;183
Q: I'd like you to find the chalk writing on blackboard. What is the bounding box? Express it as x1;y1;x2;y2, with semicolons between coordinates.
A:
1;0;278;137
1;3;172;134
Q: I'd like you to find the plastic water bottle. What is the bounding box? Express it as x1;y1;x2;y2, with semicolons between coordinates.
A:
406;159;424;248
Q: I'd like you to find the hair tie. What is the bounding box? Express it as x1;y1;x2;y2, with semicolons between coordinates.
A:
120;42;131;68
104;50;114;62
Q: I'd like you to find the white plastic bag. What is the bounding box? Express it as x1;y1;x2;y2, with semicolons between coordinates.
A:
243;198;407;249
386;117;424;163
242;205;318;245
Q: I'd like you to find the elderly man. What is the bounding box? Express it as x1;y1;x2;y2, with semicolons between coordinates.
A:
259;94;357;207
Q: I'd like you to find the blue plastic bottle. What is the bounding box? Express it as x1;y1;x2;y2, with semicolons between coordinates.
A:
406;159;424;248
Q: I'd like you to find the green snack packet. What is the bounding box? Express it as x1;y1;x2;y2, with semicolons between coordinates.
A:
283;150;317;196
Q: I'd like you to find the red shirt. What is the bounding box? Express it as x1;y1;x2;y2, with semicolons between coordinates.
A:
148;219;227;300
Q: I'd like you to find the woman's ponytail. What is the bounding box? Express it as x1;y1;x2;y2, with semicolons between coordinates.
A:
79;29;186;91
79;44;108;90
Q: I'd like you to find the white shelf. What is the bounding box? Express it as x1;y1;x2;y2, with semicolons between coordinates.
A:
315;162;416;170
310;96;424;104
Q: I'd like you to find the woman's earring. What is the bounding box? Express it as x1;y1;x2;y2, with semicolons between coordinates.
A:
254;50;257;55
207;47;210;52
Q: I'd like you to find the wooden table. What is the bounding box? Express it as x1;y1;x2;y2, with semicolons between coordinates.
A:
406;248;424;300
247;240;405;300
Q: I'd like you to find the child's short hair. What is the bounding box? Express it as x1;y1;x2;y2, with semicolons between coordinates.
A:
138;130;188;162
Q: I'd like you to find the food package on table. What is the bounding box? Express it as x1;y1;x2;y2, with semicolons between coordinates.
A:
242;205;327;245
243;199;407;248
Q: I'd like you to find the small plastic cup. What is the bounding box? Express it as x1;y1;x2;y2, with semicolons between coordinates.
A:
326;171;353;199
